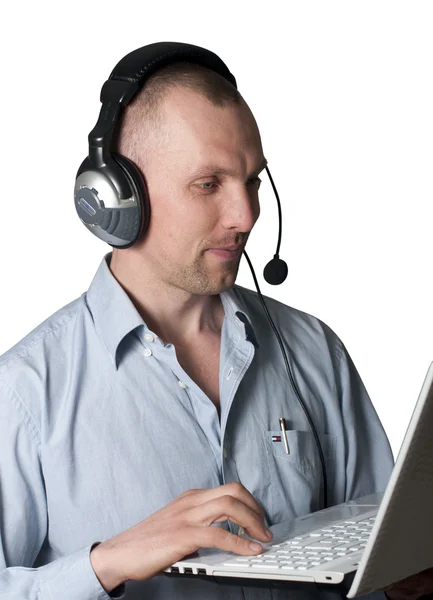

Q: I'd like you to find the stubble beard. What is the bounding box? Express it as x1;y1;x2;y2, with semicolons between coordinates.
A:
167;252;241;296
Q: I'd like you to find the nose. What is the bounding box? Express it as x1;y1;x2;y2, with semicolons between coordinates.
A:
221;184;260;234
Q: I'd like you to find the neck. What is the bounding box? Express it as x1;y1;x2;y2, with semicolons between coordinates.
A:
109;250;225;346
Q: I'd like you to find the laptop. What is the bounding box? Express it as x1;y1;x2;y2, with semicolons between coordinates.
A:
164;362;433;597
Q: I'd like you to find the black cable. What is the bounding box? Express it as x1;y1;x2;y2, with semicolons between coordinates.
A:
265;166;282;256
243;250;328;509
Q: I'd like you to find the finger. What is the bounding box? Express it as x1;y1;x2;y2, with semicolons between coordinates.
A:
177;488;203;499
194;523;265;556
190;495;271;543
222;482;266;519
182;482;265;521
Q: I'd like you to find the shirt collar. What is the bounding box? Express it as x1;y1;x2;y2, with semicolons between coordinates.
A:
220;287;260;349
86;253;259;369
86;253;145;368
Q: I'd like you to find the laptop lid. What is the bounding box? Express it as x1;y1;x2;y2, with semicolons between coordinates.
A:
347;361;433;596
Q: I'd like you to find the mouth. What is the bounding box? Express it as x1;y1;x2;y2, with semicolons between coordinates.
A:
206;244;242;260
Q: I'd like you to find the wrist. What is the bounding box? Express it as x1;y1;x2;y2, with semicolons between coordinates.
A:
90;541;126;593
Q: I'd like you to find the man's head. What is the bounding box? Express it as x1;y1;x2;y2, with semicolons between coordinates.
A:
113;61;266;296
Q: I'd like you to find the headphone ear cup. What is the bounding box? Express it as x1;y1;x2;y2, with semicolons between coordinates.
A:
112;152;151;243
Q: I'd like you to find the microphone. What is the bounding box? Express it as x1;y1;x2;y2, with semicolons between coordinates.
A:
264;254;288;285
263;167;288;285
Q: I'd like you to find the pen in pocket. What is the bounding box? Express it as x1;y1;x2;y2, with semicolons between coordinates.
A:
279;417;290;455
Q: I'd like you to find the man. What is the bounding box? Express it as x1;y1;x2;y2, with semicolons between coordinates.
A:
0;43;428;600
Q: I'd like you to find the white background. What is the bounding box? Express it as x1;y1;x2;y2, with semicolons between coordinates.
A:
0;1;432;456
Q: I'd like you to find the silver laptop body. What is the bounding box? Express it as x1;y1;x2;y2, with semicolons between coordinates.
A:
165;362;433;597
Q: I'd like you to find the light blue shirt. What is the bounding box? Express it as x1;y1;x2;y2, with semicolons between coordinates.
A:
0;253;394;600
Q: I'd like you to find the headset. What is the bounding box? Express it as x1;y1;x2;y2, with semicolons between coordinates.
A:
74;41;328;509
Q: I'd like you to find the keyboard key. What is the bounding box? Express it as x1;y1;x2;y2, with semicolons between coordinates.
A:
304;542;340;550
270;543;286;548
290;540;316;547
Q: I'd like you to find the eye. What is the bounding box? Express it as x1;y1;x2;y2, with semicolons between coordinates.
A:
198;182;217;191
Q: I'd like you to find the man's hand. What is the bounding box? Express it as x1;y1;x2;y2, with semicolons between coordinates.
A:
384;566;433;600
90;482;272;592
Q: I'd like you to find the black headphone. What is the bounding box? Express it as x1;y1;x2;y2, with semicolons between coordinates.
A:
74;41;328;508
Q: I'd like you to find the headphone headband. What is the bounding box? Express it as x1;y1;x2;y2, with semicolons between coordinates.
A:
86;42;237;190
106;41;237;89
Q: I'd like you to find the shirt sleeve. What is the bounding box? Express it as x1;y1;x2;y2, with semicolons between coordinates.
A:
334;340;395;501
0;377;121;600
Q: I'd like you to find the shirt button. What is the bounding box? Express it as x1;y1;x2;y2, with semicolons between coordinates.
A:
143;348;153;357
178;380;188;389
144;333;154;342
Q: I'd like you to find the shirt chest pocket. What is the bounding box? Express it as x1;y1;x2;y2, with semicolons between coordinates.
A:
260;429;337;523
264;429;336;470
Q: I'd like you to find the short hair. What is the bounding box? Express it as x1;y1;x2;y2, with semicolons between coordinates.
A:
115;61;243;169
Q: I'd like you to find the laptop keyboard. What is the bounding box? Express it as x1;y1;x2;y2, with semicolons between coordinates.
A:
223;515;375;571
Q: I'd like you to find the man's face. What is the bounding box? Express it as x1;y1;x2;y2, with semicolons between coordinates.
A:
134;87;266;296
